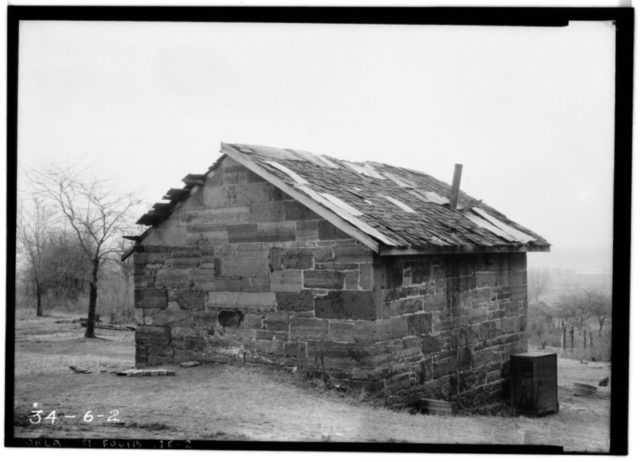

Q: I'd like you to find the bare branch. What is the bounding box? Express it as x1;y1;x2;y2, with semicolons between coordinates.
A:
25;162;143;336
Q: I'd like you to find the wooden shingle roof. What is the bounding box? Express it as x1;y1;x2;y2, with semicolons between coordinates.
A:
132;142;550;256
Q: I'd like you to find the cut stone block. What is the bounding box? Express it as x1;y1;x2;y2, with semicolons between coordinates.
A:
290;317;328;341
315;291;377;321
275;290;314;312
270;270;303;292
207;291;277;311
303;270;345;289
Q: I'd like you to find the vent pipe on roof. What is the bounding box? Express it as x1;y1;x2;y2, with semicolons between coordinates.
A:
449;164;463;209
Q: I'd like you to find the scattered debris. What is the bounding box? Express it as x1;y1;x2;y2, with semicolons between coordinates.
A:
79;316;100;326
573;383;597;397
332;382;348;393
69;365;91;374
419;398;454;415
96;323;136;332
179;361;200;368
80;318;135;331
598;377;609;387
116;369;176;377
309;378;326;389
55;317;134;331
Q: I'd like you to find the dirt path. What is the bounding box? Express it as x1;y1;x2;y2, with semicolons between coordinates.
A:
12;311;611;451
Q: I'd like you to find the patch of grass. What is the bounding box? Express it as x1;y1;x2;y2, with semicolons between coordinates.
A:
124;422;177;432
206;431;251;441
11;313;611;451
16;352;133;375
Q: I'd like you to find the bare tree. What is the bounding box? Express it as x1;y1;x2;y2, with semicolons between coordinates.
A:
583;289;612;337
32;165;141;338
42;229;91;303
528;267;550;303
17;197;54;316
528;301;554;349
555;289;611;329
554;290;591;332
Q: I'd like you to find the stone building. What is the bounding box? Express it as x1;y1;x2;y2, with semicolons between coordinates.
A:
124;143;549;409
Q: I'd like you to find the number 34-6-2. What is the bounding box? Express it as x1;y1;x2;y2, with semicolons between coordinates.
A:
29;410;120;424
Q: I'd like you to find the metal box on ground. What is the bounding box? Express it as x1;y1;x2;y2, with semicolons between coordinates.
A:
510;352;559;416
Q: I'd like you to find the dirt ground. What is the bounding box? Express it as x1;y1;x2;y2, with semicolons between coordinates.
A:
12;310;611;452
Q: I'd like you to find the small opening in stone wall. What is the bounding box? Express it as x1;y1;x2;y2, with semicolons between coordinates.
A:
218;310;244;328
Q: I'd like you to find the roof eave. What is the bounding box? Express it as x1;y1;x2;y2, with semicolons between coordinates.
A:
121;245;136;261
378;243;550;256
121;228;152;261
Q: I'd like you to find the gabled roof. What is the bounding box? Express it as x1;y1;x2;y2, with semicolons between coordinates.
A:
130;142;550;257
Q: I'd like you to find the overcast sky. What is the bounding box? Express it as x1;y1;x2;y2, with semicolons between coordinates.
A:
17;20;615;262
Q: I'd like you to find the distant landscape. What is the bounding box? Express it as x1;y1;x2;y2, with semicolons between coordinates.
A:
528;246;612;276
529;245;611;271
528;246;611;302
526;246;613;362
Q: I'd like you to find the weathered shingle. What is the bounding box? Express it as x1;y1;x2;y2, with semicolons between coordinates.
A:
133;142;550;255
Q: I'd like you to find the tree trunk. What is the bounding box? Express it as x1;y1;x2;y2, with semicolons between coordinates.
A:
562;322;566;351
35;280;43;317
85;259;99;338
570;327;574;350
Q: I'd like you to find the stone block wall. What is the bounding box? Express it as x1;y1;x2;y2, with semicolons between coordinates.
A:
133;240;381;371
133;157;528;410
133;157;384;385
372;252;528;408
